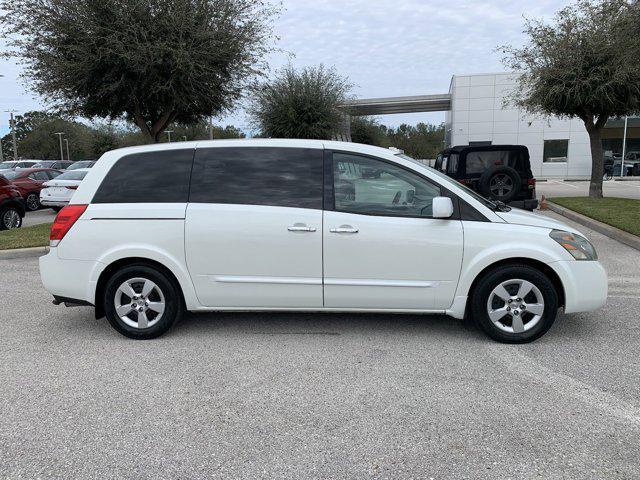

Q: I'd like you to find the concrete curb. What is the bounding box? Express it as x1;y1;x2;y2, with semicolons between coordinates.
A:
0;246;49;260
546;202;640;252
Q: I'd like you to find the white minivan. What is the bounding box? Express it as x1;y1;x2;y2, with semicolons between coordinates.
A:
39;140;607;342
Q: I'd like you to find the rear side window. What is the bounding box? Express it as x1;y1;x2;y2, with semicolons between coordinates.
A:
189;147;323;209
92;149;194;203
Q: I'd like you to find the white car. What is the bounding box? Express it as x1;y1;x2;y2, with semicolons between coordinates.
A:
0;160;38;171
39;169;90;211
39;140;607;342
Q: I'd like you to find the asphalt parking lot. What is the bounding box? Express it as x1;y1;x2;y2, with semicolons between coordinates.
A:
1;212;639;479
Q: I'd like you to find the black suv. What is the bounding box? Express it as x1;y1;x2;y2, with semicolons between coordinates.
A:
434;145;538;210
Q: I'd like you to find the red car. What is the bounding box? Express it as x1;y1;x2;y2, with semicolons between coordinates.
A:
1;168;62;211
0;175;26;230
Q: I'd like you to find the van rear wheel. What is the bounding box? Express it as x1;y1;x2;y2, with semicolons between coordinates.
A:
103;264;182;339
471;264;558;343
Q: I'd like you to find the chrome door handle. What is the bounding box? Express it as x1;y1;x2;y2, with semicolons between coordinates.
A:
287;225;316;232
330;226;359;234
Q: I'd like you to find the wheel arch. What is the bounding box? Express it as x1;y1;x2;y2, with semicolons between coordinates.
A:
465;257;565;314
94;257;186;319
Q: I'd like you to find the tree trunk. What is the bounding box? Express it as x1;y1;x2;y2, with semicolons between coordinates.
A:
587;127;604;198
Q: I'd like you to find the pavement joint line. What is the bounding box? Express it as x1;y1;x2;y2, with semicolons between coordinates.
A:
486;345;640;427
546;201;640;252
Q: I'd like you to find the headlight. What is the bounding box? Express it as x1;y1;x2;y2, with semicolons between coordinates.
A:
550;230;598;261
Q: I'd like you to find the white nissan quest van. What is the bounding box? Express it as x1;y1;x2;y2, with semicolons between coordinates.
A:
39;140;607;342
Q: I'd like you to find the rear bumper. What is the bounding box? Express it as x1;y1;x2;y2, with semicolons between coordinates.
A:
508;198;539;210
40;199;69;207
551;260;608;313
39;248;101;304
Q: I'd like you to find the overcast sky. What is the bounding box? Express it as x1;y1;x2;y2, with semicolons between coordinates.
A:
0;0;569;136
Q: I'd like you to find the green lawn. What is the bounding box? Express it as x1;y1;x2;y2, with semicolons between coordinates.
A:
0;222;52;250
549;197;640;237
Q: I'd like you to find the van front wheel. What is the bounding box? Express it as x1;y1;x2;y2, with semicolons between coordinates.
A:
471;264;559;343
103;264;182;339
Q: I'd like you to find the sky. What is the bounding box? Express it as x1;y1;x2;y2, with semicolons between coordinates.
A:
0;0;569;136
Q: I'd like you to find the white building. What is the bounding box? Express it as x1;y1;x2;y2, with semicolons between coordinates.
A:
445;72;600;178
347;72;638;178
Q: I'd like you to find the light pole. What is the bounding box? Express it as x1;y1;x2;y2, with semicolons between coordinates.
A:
165;130;173;142
64;138;70;161
54;132;65;160
5;109;18;160
620;116;628;177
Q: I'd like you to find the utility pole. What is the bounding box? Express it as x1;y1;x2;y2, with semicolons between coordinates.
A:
165;130;173;142
54;132;65;160
5;110;18;160
64;138;70;161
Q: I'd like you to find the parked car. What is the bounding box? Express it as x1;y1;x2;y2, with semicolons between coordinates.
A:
40;140;606;343
434;145;538;210
0;175;26;230
67;160;96;170
32;160;74;170
40;169;90;212
0;160;38;171
2;168;62;211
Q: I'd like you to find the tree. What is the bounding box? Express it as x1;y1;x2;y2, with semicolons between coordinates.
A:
501;0;640;198
386;123;445;159
1;0;279;143
350;117;391;147
250;65;352;139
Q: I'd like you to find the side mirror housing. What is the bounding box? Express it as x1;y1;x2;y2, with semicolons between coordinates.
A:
432;196;454;219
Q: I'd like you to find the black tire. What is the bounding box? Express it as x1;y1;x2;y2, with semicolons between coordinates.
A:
478;166;521;203
103;264;183;339
0;206;23;230
25;192;40;211
471;264;559;343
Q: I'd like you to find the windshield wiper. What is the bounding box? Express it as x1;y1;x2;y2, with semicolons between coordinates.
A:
490;200;512;212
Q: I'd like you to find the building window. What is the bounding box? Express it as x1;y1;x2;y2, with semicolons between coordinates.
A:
543;140;569;163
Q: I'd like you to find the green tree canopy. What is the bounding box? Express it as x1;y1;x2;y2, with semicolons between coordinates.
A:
1;0;279;142
250;64;352;139
501;0;640;197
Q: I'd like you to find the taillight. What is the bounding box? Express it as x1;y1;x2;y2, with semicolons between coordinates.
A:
65;186;78;190
50;204;87;247
527;178;536;189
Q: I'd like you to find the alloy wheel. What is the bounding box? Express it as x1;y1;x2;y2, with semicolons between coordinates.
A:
114;277;166;329
26;194;40;211
489;174;514;198
2;209;21;229
486;279;545;334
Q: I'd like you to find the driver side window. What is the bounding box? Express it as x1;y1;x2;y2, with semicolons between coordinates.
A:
332;153;440;217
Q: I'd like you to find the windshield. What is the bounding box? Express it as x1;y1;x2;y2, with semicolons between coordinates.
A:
33;161;55;168
0;161;17;169
396;153;500;210
55;170;88;181
68;161;93;170
1;171;23;180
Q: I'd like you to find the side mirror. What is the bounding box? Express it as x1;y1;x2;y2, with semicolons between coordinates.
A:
432;196;454;219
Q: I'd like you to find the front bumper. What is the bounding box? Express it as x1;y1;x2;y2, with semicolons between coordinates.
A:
551;260;608;314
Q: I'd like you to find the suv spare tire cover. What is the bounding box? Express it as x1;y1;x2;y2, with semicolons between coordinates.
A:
478;166;521;202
